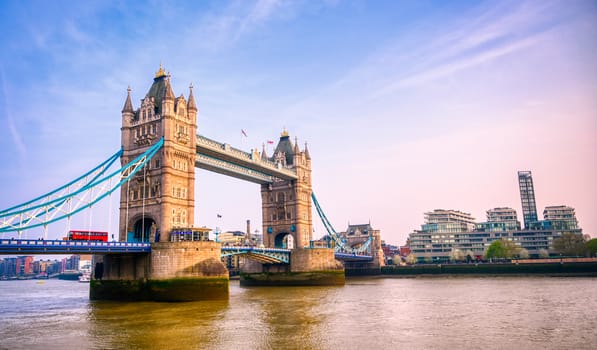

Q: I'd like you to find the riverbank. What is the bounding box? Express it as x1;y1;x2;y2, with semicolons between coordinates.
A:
346;261;597;277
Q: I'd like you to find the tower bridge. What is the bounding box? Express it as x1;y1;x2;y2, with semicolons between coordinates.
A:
0;66;382;301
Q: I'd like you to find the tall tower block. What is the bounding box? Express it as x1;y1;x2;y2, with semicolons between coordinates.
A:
518;170;538;229
119;65;198;242
261;130;313;249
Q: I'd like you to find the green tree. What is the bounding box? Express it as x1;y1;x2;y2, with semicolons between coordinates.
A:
552;232;588;256
485;239;520;259
585;238;597;257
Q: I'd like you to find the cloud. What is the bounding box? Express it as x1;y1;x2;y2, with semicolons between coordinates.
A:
0;67;27;160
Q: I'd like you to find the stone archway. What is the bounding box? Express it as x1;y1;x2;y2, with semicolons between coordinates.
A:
132;217;155;242
274;232;295;249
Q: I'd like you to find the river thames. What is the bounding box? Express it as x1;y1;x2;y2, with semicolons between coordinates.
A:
0;276;595;349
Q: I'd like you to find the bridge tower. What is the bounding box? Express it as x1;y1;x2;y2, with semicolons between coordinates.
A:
261;130;313;249
92;67;228;302
119;65;197;242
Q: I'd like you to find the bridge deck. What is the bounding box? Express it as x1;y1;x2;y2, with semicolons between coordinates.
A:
0;239;374;262
0;239;151;254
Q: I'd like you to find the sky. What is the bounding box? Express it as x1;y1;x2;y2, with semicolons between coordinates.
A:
0;0;595;246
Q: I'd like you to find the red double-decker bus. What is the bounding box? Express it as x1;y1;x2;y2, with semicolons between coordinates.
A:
68;230;109;242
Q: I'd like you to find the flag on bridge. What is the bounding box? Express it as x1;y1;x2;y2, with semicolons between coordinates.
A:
267;140;274;144
217;214;222;218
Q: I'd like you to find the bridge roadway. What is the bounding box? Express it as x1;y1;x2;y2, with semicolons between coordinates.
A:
0;239;373;262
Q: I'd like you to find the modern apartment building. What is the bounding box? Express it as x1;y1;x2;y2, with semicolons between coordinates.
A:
543;205;579;231
518;171;538;229
408;206;582;262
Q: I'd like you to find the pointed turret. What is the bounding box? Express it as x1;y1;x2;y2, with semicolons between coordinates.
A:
294;137;300;154
122;86;134;114
261;143;268;161
187;83;197;112
164;76;175;101
272;128;295;166
304;142;311;160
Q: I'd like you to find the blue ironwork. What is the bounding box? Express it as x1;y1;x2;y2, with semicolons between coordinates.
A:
0;139;164;233
0;239;151;254
221;246;290;264
311;192;373;255
334;252;374;262
0;149;122;215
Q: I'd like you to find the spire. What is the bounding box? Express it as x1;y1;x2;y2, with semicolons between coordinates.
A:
261;143;268;160
122;86;134;113
164;76;175;101
187;83;197;111
155;63;167;79
304;142;311;160
294;136;300;153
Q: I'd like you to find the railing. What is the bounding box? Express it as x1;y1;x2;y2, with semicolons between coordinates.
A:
0;239;151;254
221;246;290;264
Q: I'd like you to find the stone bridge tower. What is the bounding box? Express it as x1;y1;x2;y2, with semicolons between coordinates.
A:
261;130;313;249
119;65;197;242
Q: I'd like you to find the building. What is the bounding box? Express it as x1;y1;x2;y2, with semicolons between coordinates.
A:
476;207;521;232
408;204;583;262
543;205;579;231
119;65;198;242
422;209;476;233
518;171;538;229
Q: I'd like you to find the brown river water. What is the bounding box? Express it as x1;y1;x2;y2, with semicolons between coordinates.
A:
0;276;595;349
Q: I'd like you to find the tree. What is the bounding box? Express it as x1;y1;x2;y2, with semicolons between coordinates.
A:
586;238;597;257
538;249;550;258
552;232;588;256
449;248;464;262
485;239;520;259
517;248;529;259
406;254;418;264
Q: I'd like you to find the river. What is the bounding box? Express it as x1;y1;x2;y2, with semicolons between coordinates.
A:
0;277;595;349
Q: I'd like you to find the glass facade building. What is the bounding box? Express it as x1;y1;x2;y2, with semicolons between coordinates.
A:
518;171;538;229
407;206;582;262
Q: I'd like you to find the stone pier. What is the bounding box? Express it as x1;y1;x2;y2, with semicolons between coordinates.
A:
240;248;345;286
90;241;229;301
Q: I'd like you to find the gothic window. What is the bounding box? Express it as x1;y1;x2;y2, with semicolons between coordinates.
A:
152;124;157;134
286;212;291;220
154;158;160;168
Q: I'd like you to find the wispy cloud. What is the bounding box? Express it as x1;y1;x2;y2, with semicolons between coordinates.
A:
0;68;26;159
281;0;569;119
381;33;542;91
236;0;283;38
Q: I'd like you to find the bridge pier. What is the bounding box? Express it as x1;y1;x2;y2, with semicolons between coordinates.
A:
240;248;345;286
90;241;229;301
